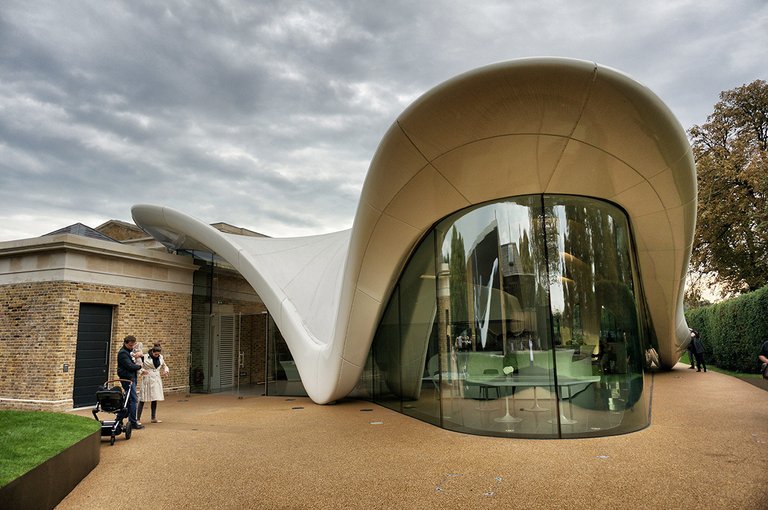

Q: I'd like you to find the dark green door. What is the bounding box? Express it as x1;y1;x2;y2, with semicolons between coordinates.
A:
73;304;113;407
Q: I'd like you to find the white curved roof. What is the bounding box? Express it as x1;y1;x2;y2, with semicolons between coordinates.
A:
133;57;696;404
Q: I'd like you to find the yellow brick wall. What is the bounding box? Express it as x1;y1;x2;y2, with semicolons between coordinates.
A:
0;281;191;411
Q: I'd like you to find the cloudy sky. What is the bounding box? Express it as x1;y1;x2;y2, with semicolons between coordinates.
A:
1;1;766;241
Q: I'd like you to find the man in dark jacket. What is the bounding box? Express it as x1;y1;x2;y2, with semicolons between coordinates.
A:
686;333;696;369
690;329;707;372
118;335;145;429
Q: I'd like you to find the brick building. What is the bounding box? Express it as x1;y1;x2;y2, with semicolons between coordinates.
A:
0;220;281;411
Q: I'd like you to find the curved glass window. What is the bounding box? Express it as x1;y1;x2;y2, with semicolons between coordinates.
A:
368;195;651;438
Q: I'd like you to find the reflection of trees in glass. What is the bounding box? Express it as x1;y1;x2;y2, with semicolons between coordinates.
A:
560;204;601;345
448;226;469;332
519;229;533;273
557;202;638;348
556;204;594;345
593;213;637;340
514;227;538;310
531;203;560;292
592;208;637;341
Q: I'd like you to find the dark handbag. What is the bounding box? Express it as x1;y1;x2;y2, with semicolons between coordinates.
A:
762;363;768;380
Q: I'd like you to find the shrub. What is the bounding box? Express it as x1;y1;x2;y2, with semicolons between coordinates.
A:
685;285;768;373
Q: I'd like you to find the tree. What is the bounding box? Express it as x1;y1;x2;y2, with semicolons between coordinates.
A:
448;226;468;330
688;80;768;296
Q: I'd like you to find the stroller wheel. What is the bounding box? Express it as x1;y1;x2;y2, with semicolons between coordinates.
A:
125;421;132;440
110;435;116;446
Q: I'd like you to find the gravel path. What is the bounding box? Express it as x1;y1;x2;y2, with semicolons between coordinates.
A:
58;364;768;509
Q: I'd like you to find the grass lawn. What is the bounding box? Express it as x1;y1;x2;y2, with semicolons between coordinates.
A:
0;410;100;487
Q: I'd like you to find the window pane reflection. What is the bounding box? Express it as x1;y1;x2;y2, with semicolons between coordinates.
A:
545;197;648;436
370;195;650;438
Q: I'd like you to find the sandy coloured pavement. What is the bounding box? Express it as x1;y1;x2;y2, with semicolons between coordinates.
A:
58;364;768;509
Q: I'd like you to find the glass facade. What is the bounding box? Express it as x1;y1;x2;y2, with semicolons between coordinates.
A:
187;254;306;398
368;195;653;438
265;315;308;397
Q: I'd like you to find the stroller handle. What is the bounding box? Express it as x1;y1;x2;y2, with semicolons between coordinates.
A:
103;378;135;386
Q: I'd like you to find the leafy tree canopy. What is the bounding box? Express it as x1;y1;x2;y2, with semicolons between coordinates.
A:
688;79;768;297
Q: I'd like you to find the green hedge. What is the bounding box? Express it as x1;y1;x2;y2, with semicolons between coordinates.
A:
685;285;768;373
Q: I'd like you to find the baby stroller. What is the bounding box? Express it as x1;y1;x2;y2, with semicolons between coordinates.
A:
92;379;134;445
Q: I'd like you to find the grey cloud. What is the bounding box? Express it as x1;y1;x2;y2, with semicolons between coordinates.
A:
1;0;766;240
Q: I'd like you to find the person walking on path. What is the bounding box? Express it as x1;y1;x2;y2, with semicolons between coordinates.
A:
690;329;707;372
138;343;170;423
759;340;768;378
117;335;145;429
687;334;696;369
